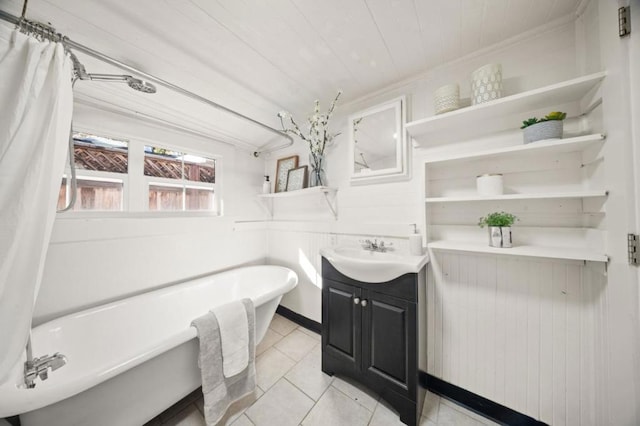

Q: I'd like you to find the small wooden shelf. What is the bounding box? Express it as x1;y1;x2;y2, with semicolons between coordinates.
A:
428;240;607;262
407;72;605;146
425;190;608;203
257;186;338;219
424;133;605;165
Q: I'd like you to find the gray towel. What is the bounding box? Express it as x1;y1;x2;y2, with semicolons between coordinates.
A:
191;298;256;426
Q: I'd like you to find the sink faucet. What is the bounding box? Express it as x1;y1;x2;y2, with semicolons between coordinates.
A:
24;352;67;388
361;238;393;252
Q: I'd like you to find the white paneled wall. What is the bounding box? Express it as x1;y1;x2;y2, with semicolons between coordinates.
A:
427;252;604;425
259;13;640;425
33;104;269;325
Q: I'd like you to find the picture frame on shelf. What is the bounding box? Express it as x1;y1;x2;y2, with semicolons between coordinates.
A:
275;155;299;192
286;166;308;191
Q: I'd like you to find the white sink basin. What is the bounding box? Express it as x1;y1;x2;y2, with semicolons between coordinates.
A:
320;246;429;283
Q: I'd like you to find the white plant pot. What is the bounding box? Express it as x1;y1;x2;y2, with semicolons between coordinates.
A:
488;226;512;248
523;120;563;144
434;83;460;114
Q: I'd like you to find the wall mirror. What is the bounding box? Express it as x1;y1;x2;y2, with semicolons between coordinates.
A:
348;96;409;184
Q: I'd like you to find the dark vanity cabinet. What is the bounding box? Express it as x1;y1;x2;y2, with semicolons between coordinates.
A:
321;257;426;426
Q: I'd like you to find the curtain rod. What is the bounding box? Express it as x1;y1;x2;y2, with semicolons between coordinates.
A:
0;8;293;157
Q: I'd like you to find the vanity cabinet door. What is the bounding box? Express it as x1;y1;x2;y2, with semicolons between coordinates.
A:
361;290;417;396
322;279;362;373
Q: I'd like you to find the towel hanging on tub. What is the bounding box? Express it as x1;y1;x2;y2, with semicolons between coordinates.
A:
191;298;256;426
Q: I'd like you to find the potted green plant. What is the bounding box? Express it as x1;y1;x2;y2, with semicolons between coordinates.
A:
478;211;518;248
520;111;567;144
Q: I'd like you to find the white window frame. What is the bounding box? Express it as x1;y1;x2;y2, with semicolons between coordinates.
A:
57;132;222;218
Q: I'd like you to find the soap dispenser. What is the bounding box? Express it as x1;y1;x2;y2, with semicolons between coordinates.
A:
409;224;423;256
262;176;271;194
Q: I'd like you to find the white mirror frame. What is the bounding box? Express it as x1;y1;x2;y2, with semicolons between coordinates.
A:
348;95;409;185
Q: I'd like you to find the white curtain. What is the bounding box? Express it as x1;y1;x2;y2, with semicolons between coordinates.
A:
0;23;73;382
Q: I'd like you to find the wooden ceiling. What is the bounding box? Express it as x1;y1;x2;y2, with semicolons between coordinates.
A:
1;0;581;149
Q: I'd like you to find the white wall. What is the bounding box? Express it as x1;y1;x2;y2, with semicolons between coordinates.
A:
266;19;578;320
263;12;639;425
33;103;269;325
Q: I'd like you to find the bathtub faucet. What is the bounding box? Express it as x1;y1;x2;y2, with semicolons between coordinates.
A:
24;352;67;388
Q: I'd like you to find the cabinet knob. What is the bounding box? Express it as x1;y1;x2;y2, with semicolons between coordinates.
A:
353;297;360;305
361;299;368;307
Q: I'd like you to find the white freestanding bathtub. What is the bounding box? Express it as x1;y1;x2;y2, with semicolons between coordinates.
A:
0;265;298;426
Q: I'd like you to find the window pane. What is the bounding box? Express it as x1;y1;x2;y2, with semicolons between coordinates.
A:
183;155;216;183
57;177;124;211
73;132;128;173
185;188;215;211
148;184;183;211
144;146;183;180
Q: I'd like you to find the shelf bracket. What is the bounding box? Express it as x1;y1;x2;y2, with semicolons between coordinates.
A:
322;190;338;220
257;198;274;220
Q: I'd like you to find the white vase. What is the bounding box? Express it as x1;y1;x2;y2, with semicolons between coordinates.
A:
471;63;503;105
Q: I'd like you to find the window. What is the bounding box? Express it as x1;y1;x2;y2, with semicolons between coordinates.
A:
58;133;128;211
144;146;216;212
57;133;220;215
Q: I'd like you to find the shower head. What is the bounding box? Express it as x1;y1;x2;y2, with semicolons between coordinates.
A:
125;77;156;94
84;73;157;94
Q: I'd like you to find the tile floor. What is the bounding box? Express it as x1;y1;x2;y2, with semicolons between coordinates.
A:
147;314;499;426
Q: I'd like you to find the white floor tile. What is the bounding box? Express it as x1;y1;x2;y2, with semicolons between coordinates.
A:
301;386;373;426
285;345;333;400
274;329;318;361
437;402;484;426
422;391;440;421
331;376;379;412
162;404;205;426
369;400;405;426
297;326;321;341
268;314;298;336
256;328;284;356
255;347;296;391
245;379;314;426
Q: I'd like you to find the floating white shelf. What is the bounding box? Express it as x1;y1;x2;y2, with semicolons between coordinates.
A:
407;72;606;146
427;240;608;263
257;186;338;219
424;133;605;165
425;190;608;203
257;186;336;198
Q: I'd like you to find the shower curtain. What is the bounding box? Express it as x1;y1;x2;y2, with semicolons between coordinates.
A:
0;23;73;382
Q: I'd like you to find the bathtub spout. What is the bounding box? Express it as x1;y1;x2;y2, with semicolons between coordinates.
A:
24;353;67;388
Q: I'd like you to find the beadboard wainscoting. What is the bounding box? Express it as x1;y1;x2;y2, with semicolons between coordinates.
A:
427;251;605;426
267;224;606;425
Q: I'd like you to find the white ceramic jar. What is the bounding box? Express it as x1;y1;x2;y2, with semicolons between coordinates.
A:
433;83;460;114
471;63;502;105
476;173;504;195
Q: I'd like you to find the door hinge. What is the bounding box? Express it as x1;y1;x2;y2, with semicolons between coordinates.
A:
619;6;631;37
628;233;639;265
